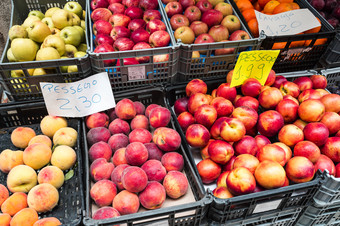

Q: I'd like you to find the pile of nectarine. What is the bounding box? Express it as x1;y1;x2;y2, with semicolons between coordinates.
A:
86;98;190;221
174;70;340;199
0;115;78;225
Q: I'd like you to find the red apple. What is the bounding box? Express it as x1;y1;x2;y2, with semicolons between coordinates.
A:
94;44;115;66
109;14;131;27
208;25;229;42
189;21;208;37
170;14;190;31
92;8;113;22
114;37;134;51
196;0;213;13
139;0;159;11
179;0;195;9
165;2;183;18
229;30;250;41
95;33;114;46
146;19;166;34
110;26;131;41
128;19;147;32
221;15;241;34
174;26;195;44
91;0;109;10
143;10;162;23
194;33;214;54
132;42;152;63
125;6;144;20
93;20;113;36
214;2;233;17
108;3;126;14
131;29;150;43
184;6;202;23
214;40;235;55
149;30;171;47
201;9;223;27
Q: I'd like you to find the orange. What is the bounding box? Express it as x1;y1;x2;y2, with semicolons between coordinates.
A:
258;0;272;8
272;2;295;14
304;38;327;46
248;18;259;38
289;33;305;48
304;18;321;34
277;0;294;3
263;0;281;14
253;1;262;11
272;42;288;49
242;8;256;22
236;0;254;12
290;2;300;10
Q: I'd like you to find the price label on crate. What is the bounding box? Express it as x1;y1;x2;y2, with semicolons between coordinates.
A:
128;66;146;80
40;72;115;117
230;50;280;87
255;9;321;36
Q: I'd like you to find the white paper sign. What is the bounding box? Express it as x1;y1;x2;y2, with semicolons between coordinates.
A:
255;9;321;36
128;66;146;80
40;72;115;117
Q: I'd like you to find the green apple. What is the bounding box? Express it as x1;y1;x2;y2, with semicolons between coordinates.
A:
7;48;17;62
60;56;69;72
41;17;54;29
28;10;45;20
80;20;86;30
42;35;65;56
71;13;81;26
8;25;28;41
36;47;60;61
60;26;81;47
67;65;78;73
77;43;87;52
64;1;83;18
51;28;61;36
45;7;60;17
82;10;86;20
73;25;85;43
27;21;51;43
52;9;73;29
74;51;86;58
63;44;77;58
11;38;39;61
33;68;48;76
22;15;41;29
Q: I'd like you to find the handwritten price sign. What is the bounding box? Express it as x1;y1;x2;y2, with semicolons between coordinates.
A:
230;50;280;87
40;72;115;117
255;9;321;36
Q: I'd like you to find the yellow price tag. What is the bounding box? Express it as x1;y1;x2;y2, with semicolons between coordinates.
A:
230;50;280;87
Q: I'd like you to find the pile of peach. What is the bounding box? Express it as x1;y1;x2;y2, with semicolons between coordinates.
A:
86;98;189;220
0;116;78;225
235;0;325;46
174;70;340;199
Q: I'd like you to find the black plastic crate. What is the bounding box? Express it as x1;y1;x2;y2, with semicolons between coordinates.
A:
322;67;340;87
0;101;85;225
230;0;336;73
87;1;180;92
311;173;340;207
82;88;211;226
159;0;262;82
320;32;340;68
0;0;92;102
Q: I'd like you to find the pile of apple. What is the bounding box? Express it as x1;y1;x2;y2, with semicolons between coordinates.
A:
162;0;250;56
7;1;87;77
0;116;78;225
173;70;340;198
308;0;339;28
90;0;171;67
86;98;189;220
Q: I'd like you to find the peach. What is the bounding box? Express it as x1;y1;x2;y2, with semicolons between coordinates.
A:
153;127;182;152
246;125;258;137
185;124;210;148
258;87;283;109
115;99;136;120
125;142;148;166
149;106;171;128
293;119;308;130
1;192;27;216
316;89;330;97
92;207;120;220
27;183;59;213
265;69;276;86
38;166;64;189
0;213;11;226
90;158;115;181
186;79;207;96
196;159;221;184
336;163;340;177
144;143;163;161
226;167;256;195
130;115;149;130
322;137;340;163
108;118;130;135
134;101;146;115
254;135;271;150
234;135;259;156
90;180;117;207
233;154;259;174
321;112;340;134
174;97;189;115
223;156;236;171
10;207;38;226
51;145;76;171
11;127;36;149
216;83;237;102
23;143;52;170
0;184;9;206
145;104;160;118
311;74;327;89
283;94;299;105
257;144;286;166
163;171;189;199
211;97;234;117
187;93;210;114
210;117;228;140
121;166;148;193
303;122;330;147
234;96;259;112
254;160;286;189
88;141;112;162
111;164;130;190
220;117;246;142
231;106;258;130
87;127;111;145
208;140;234;165
257;110;284;137
213;187;233;199
298;89;322;103
108;133;129;152
33;217;61;226
314;154;336;176
112;190;140;215
86;112;109;129
276;99;299;123
139;181;166;209
28;135;52;148
53;127;78;147
278;124;304;147
298;99;325;122
216;171;230;188
274;142;292;162
7;165;37;193
279;81;300;98
112;148;127;166
320;94;340;113
177;111;196;132
141;160;167;182
293;76;313;91
161;152;184;172
241;78;262;97
129;128;152;144
286;156;315;183
40;116;67;138
194;104;218;128
294;141;320;163
200;139;214;159
0;149;24;173
108;109;118;121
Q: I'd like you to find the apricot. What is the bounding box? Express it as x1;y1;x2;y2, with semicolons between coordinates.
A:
33;217;61;226
28;135;52;148
40;116;67;138
27;183;59;213
11;127;36;149
7;165;37;193
0;213;11;226
10;207;38;226
0;149;23;173
53;127;78;147
51;145;76;171
1;192;28;216
38;166;64;189
23;143;52;170
0;184;9;206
